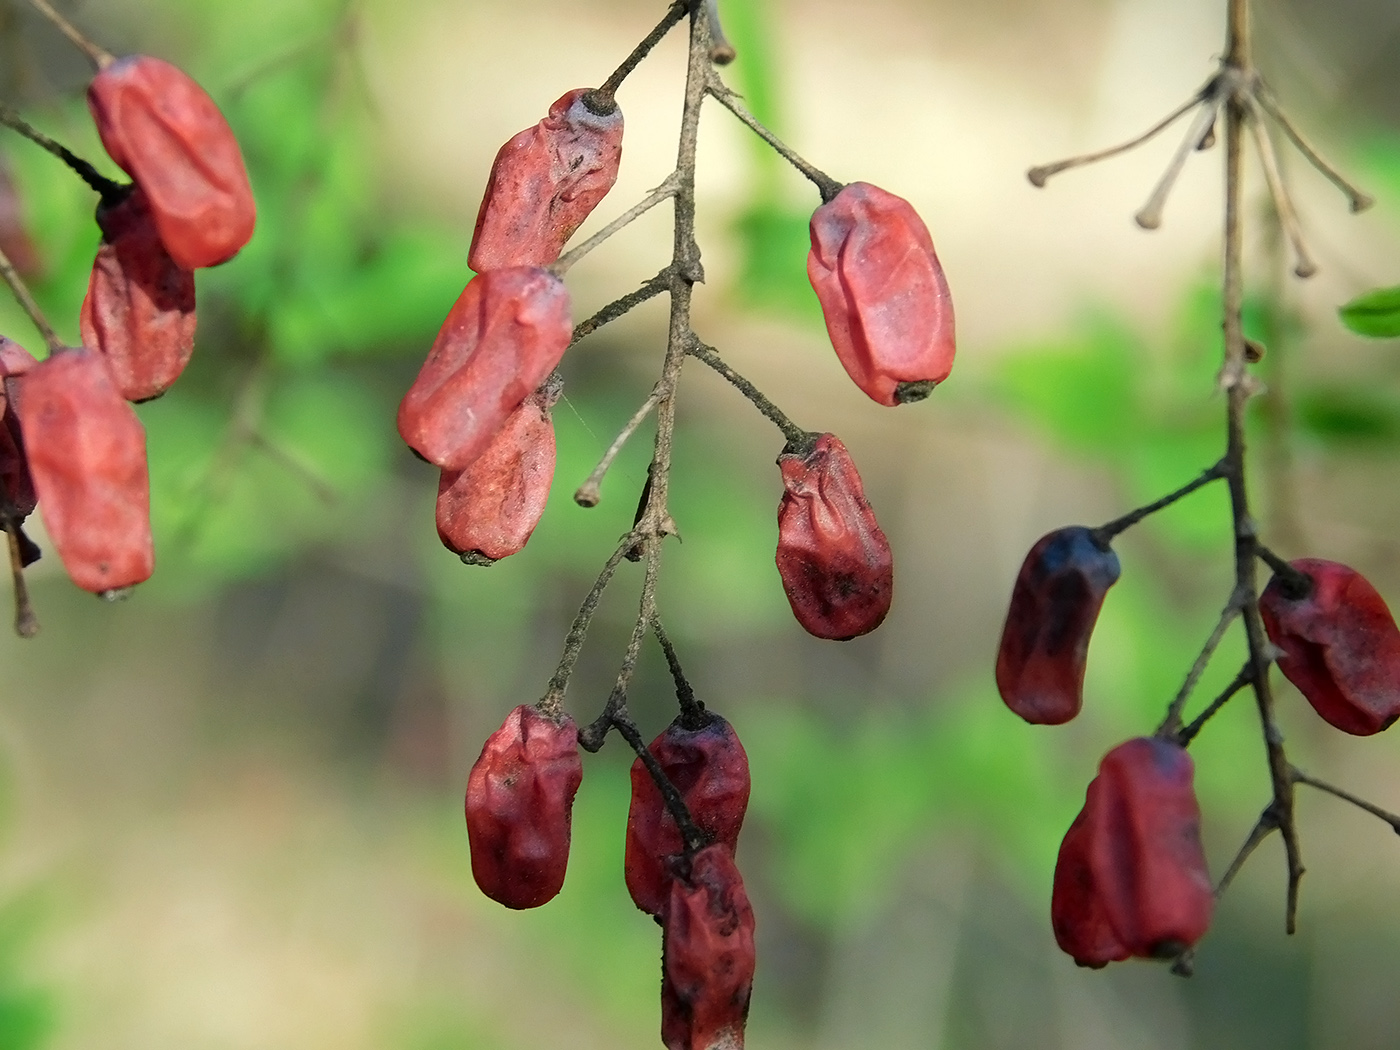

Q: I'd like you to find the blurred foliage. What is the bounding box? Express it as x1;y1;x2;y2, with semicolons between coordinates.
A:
1339;285;1400;338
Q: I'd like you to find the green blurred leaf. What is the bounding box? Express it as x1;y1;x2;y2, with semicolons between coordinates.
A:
1338;285;1400;338
1296;385;1400;445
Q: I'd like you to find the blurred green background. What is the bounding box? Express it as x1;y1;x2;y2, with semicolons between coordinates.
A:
2;0;1400;1047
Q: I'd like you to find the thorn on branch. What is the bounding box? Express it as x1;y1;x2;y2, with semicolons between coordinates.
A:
575;387;661;508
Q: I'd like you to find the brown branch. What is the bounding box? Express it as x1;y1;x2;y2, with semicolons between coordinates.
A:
652;614;702;723
590;0;687;109
552;173;680;276
26;0;112;68
610;710;707;853
686;339;810;448
1244;95;1316;278
0;105;124;199
0;243;61;355
1157;589;1246;738
1216;804;1281;900
705;74;843;202
539;534;636;720
568;267;672;348
1292;769;1400;835
1176;663;1254;746
575;386;660;508
1093;460;1226;542
1135;92;1226;230
1253;82;1373;213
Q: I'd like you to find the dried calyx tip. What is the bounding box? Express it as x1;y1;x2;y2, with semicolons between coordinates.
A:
573;485;601;508
893;379;937;404
1027;166;1054;188
579;89;617;117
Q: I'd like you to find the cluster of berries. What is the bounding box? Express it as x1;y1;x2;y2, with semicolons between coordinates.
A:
996;525;1400;965
1;54;254;598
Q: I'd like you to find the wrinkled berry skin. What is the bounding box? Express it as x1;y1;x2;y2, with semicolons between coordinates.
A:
87;55;255;269
465;704;583;910
996;526;1121;725
469;89;624;271
1260;558;1400;736
0;338;38;521
15;348;153;593
79;187;197;403
1052;737;1213;967
398;267;572;471
626;712;751;918
661;844;756;1050
436;379;559;563
775;433;893;641
807;182;954;406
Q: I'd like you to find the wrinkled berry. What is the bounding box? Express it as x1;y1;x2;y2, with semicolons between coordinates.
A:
661;844;756;1050
398;267;572;471
626;712;750;917
0;338;38;522
469;89;624;271
436;379;559;563
807;181;955;406
1052;737;1213;966
15;348;153;593
88;54;256;269
996;526;1121;725
465;704;583;909
775;433;893;640
1260;558;1400;736
79;187;197;403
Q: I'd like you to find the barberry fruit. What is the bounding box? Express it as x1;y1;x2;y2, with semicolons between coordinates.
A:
79;187;197;403
661;843;756;1050
398;266;572;471
0;338;38;523
775;433;893;640
87;54;256;269
807;181;954;406
1259;558;1400;736
995;526;1121;725
1052;737;1213;966
15;348;153;593
436;378;560;564
465;704;583;909
626;711;750;917
469;89;624;271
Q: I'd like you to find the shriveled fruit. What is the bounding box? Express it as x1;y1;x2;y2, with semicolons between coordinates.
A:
87;54;255;269
80;186;197;403
15;348;153;593
1260;558;1400;736
465;703;583;909
661;844;756;1050
436;377;559;563
469;88;624;271
995;526;1121;725
0;338;38;523
775;433;892;640
807;181;954;406
1052;737;1212;966
398;267;572;471
626;711;750;917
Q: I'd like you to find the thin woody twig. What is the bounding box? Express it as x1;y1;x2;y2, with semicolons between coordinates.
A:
687;339;809;448
1244;95;1316;278
1028;82;1216;187
575;387;660;508
1136;93;1226;229
569;268;672;348
652;614;702;721
539;534;636;719
611;711;707;852
26;0;112;69
705;76;843;202
1253;83;1373;213
0;243;61;354
1292;769;1400;835
0;105;124;198
552;173;681;276
1177;663;1253;746
1157;590;1246;737
1217;805;1281;899
704;0;735;65
1094;460;1226;542
591;0;687;108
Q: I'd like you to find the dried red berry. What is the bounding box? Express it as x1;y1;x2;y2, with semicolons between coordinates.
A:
1052;737;1213;967
398;267;572;471
435;378;559;564
775;433;892;640
79;187;197;403
15;348;153;594
87;54;256;269
995;526;1121;725
661;844;756;1050
0;338;38;523
626;712;751;917
464;704;583;909
468;89;624;271
1260;558;1400;736
807;181;954;406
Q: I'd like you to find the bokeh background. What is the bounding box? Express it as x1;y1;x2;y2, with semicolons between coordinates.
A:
2;0;1400;1047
